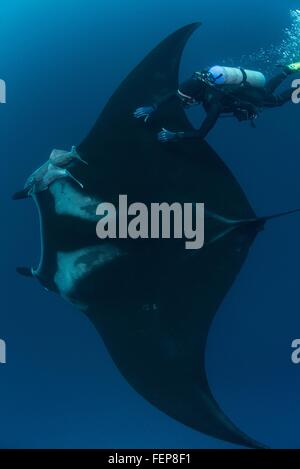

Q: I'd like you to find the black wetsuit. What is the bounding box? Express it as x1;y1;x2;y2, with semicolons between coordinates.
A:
156;71;293;140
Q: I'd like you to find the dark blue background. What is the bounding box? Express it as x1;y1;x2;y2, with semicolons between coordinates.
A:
1;0;300;448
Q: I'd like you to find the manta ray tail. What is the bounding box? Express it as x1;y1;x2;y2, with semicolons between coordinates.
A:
261;208;300;222
206;208;300;240
244;207;300;232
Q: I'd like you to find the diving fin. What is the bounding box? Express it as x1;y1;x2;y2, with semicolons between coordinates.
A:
279;62;300;74
287;62;300;73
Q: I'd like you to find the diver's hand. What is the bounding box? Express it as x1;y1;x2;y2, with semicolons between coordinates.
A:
158;128;180;143
133;105;156;123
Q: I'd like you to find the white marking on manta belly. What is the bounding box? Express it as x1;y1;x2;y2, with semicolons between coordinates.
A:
49;181;100;222
55;244;125;303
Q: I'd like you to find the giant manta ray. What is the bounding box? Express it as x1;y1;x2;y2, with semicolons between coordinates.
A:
13;23;299;448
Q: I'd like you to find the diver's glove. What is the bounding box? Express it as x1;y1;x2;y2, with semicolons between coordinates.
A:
134;105;157;122
158;128;183;143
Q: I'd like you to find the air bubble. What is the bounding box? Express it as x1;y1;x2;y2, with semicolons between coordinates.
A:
223;10;300;76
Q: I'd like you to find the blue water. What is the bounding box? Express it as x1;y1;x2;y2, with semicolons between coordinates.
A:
1;0;300;449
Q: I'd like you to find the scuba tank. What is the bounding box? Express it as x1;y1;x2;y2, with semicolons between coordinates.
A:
208;65;266;88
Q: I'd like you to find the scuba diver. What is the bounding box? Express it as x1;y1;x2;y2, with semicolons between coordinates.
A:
134;62;300;142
